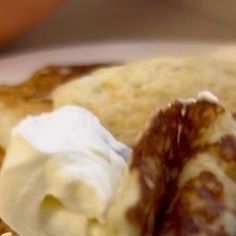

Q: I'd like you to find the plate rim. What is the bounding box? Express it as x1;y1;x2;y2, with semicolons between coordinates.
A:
0;40;233;85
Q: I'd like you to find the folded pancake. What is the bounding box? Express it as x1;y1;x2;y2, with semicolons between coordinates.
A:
53;57;236;146
123;93;236;235
156;98;236;235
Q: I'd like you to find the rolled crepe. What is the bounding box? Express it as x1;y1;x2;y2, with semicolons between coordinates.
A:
157;100;236;235
127;95;236;235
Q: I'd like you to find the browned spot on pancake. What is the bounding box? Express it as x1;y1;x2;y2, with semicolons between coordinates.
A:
233;114;236;121
0;146;5;168
210;135;236;182
178;101;224;158
0;218;15;235
215;135;236;162
158;171;226;236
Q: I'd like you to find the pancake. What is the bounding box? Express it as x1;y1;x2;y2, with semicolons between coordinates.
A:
53;57;236;145
122;95;236;236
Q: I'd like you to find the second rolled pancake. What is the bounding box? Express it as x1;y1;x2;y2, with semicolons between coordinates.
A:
125;93;236;235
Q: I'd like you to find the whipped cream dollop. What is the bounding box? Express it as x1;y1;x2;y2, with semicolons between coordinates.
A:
0;106;130;236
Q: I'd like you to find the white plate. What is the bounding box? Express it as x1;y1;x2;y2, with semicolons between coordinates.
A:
0;41;233;85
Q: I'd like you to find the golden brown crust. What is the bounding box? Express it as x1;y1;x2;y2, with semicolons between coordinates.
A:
128;99;236;236
127;102;183;236
157;103;236;236
0;146;5;168
0;64;106;148
0;64;106;101
159;171;227;236
0;219;15;235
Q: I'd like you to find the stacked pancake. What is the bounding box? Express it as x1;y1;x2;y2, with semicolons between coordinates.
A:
0;56;236;235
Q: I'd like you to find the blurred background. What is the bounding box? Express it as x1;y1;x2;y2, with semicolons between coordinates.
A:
1;0;236;55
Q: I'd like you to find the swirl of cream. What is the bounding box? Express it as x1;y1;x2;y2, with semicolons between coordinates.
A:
0;106;130;236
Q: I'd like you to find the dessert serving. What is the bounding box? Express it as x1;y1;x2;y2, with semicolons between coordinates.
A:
0;55;236;235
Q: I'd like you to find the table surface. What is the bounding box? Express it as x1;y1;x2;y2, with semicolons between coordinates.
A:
2;0;236;56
